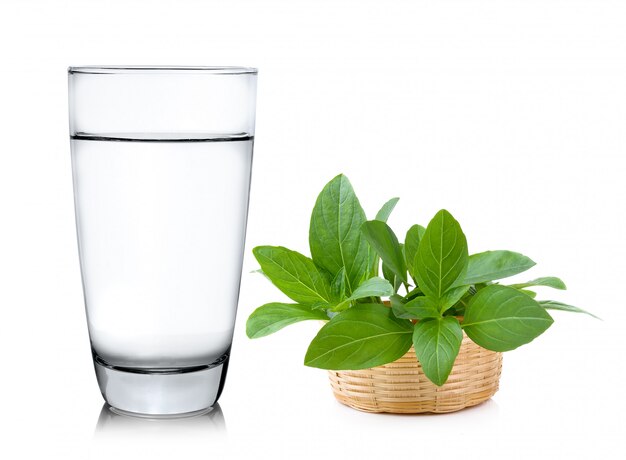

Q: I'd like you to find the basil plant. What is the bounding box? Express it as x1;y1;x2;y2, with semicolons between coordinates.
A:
247;174;595;386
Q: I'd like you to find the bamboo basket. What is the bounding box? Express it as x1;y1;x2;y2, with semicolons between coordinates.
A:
327;333;502;414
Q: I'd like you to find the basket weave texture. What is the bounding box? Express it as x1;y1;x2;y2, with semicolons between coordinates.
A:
328;333;502;414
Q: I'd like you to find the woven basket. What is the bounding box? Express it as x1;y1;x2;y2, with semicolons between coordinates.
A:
328;333;502;414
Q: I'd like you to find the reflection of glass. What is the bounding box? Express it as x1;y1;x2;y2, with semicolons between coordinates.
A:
69;66;257;415
93;404;226;457
95;403;226;434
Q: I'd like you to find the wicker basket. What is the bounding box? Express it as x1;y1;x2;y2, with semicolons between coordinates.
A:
328;333;502;414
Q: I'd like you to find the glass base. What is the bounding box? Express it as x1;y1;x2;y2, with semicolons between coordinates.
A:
93;354;229;416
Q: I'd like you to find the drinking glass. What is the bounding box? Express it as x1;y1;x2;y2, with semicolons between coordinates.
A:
68;66;257;416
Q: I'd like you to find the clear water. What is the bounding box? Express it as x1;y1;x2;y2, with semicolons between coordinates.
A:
71;133;253;369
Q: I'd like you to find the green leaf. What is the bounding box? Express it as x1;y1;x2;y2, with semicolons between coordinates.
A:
509;277;567;290
414;210;469;306
351;277;394;299
461;250;535;285
403;296;440;319
462;285;554;352
382;262;398;292
518;289;537;298
390;294;413;319
450;285;477;316
304;303;413;369
253;246;333;305
332;277;394;311
405;224;426;280
361;221;408;285
405;286;425;301
539;300;600;320
439;285;470;312
382;246;404;293
375;197;400;222
367;198;401;279
413;317;463;386
330;267;347;300
246;303;328;338
309;174;369;295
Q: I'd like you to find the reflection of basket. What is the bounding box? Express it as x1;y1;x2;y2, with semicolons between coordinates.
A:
328;333;502;414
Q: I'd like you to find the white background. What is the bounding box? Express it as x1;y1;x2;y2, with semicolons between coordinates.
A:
1;0;625;458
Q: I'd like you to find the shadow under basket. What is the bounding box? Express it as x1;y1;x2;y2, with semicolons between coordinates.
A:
328;334;503;414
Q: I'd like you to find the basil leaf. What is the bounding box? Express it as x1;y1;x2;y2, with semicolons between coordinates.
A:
405;286;425;301
509;277;566;290
462;285;553;352
382;245;404;293
461;250;535;285
390;294;414;319
330;267;347;300
309;174;368;295
382;262;398;292
304;303;413;369
539;300;600;319
366;197;401;279
361;221;408;285
405;224;426;281
332;277;394;311
246;303;329;338
414;209;469;305
404;296;440;319
351;277;394;299
439;285;470;312
253;246;333;305
518;289;537;298
375;197;400;222
413;317;463;386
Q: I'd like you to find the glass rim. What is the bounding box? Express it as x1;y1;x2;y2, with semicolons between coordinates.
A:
68;66;258;75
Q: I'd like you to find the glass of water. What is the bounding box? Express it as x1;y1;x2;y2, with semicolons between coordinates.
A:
68;66;257;416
